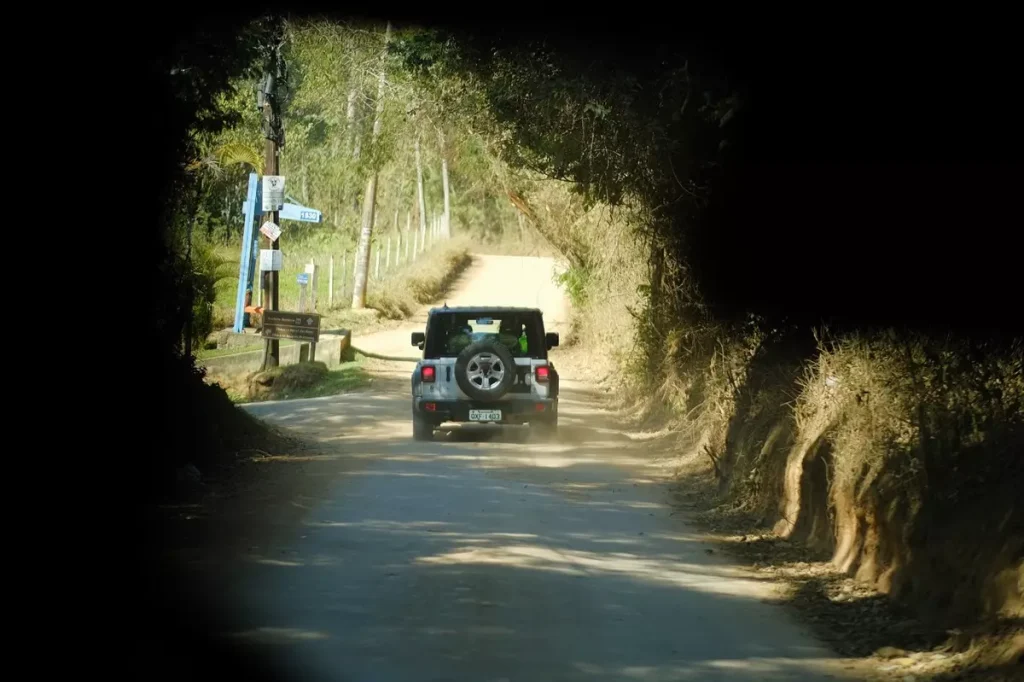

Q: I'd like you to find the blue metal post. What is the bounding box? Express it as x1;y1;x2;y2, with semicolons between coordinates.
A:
244;192;263;327
233;172;260;333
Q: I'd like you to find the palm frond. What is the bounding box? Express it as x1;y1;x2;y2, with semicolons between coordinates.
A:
215;141;265;173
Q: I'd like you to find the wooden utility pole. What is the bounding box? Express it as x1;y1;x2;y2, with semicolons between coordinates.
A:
260;26;286;370
261;134;281;368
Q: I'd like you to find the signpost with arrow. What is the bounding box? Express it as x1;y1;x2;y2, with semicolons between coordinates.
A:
261;310;321;344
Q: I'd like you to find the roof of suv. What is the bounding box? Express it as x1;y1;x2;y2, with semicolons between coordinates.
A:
427;305;544;315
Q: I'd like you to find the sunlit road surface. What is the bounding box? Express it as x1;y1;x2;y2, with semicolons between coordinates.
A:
345;254;570;360
227;254;858;681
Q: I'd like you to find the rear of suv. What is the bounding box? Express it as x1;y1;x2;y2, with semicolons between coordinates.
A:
410;306;560;441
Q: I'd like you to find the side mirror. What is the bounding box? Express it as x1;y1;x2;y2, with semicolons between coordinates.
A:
411;332;425;347
545;332;559;349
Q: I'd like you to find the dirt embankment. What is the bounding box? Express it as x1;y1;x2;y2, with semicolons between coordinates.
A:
609;324;1024;679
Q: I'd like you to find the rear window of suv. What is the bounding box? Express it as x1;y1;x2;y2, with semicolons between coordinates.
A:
424;312;546;359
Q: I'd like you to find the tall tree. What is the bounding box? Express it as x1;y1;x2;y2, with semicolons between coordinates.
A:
351;21;392;309
346;87;358;156
438;128;451;236
415;135;428;246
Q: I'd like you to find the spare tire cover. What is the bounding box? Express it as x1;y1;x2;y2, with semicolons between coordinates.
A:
454;339;516;401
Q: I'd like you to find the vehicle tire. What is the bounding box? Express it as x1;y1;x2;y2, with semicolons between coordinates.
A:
412;411;434;441
549;366;560;400
454;340;516;402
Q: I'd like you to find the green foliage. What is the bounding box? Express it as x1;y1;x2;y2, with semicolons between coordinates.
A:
186;239;236;348
390;30;745;396
555;266;590;308
190;18;542;338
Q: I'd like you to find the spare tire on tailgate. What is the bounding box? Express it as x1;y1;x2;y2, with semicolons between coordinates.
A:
455;340;516;401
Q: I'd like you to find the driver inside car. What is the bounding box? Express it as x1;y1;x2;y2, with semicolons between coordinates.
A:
447;323;475;354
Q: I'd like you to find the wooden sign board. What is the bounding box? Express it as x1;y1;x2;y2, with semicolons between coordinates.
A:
261;310;321;343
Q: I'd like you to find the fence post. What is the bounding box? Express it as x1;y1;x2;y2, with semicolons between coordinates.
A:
305;260;318;311
328;255;334;308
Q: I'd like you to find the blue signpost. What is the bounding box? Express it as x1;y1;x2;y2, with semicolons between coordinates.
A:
233;172;261;333
232;177;324;333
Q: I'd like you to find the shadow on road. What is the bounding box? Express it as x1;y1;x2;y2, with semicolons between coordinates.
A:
178;379;862;681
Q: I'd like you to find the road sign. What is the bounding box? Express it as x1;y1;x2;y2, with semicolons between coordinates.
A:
262;175;286;212
259;221;282;241
280;202;322;223
259;249;282;272
296;273;309;285
261;310;321;343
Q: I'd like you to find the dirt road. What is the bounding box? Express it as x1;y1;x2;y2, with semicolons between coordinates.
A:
220;254;861;681
347;254;571;360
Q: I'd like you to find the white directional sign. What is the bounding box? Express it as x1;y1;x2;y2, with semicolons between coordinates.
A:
280;202;322;223
261;175;286;212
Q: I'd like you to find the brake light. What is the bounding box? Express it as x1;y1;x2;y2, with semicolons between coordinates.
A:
421;366;436;382
535;366;549;383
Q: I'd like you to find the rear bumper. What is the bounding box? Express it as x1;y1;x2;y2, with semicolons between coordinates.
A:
414;398;556;423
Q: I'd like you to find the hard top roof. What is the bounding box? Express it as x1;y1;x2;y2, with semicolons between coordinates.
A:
427;305;543;315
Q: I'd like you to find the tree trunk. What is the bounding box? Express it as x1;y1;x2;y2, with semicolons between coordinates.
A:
438;129;452;237
346;87;357;156
350;89;362;161
351;21;391;310
351;176;377;307
415;136;428;248
441;158;451;237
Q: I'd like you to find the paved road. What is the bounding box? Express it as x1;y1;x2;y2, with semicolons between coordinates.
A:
225;254;858;681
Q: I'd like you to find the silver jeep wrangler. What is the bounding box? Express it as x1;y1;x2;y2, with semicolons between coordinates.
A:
410;306;560;441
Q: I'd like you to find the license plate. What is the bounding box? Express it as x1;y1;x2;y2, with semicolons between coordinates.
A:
469;409;502;422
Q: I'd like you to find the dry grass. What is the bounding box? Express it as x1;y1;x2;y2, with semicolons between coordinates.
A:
642;323;1024;679
364;239;473;319
512;177;648;390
